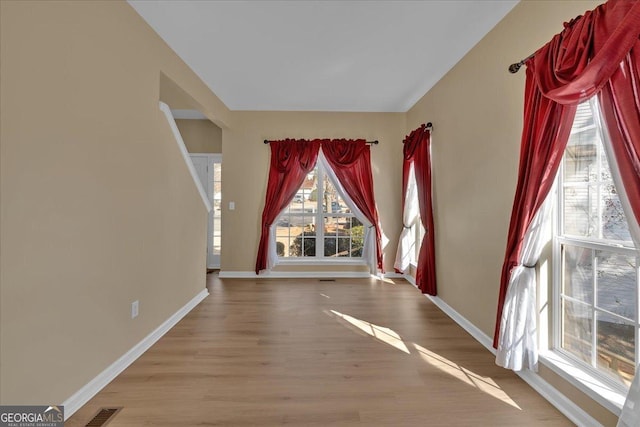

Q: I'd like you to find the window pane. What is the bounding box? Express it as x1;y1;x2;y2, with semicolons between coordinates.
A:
563;185;597;238
324;237;337;257
286;227;316;257
323;217;360;258
561;299;592;365
351;219;364;258
564;127;597;183
337;237;351;257
596;311;635;385
323;175;351;214
303;169;318;206
275;230;291;257
601;182;632;242
562;245;593;305
302;236;316;257
323;218;340;257
596;251;637;321
333;217;352;236
213;199;222;256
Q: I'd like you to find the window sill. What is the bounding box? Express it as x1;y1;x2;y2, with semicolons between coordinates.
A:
276;258;367;266
539;350;627;416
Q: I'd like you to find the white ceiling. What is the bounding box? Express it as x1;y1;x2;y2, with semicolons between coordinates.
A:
129;0;518;113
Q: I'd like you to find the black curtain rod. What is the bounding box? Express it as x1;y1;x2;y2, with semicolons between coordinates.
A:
509;53;535;74
403;122;434;143
263;139;378;145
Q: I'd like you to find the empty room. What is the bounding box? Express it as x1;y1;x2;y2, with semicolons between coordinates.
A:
2;0;640;426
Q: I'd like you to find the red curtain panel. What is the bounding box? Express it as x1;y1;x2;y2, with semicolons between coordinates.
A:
598;51;640;229
403;125;436;295
255;139;320;274
322;139;384;272
494;0;640;348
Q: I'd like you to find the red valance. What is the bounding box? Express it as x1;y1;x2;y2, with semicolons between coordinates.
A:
533;0;640;104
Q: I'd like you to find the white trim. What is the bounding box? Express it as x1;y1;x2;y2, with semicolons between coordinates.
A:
539;351;625;415
403;274;602;426
517;368;604;427
62;288;209;420
277;258;367;266
170;109;208;120
219;271;372;279
383;272;404;279
426;293;496;354
190;153;222;161
404;273;416;287
159;101;212;213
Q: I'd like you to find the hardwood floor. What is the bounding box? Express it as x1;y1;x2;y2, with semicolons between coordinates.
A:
66;275;572;426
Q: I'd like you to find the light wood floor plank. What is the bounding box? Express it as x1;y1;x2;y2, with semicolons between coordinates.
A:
66;275;571;426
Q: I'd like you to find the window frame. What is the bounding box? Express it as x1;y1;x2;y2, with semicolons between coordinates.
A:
275;161;367;264
551;99;640;399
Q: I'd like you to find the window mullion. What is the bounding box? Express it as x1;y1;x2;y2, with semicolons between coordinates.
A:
555;168;564;352
591;248;597;368
316;164;324;259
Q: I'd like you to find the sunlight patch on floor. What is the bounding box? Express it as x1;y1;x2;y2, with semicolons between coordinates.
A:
328;309;521;410
413;343;521;409
330;310;410;354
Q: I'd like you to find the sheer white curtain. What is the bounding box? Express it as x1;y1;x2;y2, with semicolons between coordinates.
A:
318;149;383;274
394;163;419;272
266;222;279;271
592;100;640;427
496;195;552;371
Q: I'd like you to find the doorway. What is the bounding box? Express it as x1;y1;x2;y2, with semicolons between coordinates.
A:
190;153;222;269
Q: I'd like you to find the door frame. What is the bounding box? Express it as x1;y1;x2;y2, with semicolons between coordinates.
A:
189;153;222;269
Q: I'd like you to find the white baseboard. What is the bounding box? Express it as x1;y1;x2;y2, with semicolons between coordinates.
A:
404;274;416;287
404;275;601;427
425;293;496;355
219;271;405;282
517;369;603;427
220;270;373;279
62;288;209;420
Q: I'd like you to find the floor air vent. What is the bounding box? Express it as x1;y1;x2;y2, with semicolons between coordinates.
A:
85;407;122;427
319;279;336;282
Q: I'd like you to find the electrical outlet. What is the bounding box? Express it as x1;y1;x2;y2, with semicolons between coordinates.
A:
131;300;139;319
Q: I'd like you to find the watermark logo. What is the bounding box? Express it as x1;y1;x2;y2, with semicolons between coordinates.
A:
0;405;64;427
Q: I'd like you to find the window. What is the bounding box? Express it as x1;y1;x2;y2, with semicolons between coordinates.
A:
409;222;425;266
275;162;365;260
555;99;639;388
406;164;423;267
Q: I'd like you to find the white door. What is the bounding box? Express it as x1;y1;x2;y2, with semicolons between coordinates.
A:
190;154;222;268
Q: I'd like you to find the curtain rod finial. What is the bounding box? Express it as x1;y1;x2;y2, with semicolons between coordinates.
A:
509;62;524;73
263;139;269;144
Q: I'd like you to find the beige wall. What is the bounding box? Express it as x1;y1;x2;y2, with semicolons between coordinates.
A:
221;112;406;273
0;0;229;405
406;0;614;424
176;119;223;154
0;0;622;424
